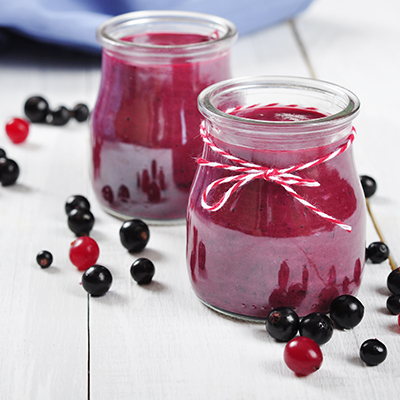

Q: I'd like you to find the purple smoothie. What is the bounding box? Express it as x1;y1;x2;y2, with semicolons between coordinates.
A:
91;32;232;221
187;105;366;319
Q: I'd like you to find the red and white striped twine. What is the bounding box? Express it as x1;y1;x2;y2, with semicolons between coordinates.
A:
197;112;356;232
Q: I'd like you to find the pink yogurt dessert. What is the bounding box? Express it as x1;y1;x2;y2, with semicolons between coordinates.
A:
187;97;366;320
91;12;237;222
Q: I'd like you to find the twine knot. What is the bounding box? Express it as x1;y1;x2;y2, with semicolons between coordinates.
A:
197;118;356;232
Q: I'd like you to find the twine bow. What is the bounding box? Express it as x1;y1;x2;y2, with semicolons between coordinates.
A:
197;120;356;232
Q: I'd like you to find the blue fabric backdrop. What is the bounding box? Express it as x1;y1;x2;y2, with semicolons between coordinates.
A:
0;0;314;53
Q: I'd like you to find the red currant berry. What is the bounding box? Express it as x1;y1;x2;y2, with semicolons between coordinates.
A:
5;117;30;144
69;236;100;271
283;337;323;377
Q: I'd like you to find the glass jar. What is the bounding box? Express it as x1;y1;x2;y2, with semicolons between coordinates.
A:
90;11;237;223
187;76;366;321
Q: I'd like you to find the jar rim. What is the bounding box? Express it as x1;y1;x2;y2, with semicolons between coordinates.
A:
198;76;360;130
97;10;238;54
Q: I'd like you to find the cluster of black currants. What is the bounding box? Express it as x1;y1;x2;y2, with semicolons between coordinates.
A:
24;96;90;126
266;294;387;367
38;194;155;296
80;216;156;294
0;147;19;186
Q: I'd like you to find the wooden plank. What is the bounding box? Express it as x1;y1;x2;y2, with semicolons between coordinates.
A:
0;45;98;398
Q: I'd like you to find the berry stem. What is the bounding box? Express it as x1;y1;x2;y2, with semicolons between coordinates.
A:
366;198;397;270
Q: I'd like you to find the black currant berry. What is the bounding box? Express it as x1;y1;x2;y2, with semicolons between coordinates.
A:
65;194;91;215
119;219;150;253
387;267;400;295
360;175;377;198
299;312;333;345
68;208;95;236
266;307;299;342
130;258;155;284
36;250;53;269
24;96;49;122
0;158;20;186
81;265;112;296
360;339;387;366
386;294;400;315
72;103;90;122
329;294;364;329
0;148;6;159
366;242;390;264
47;106;70;126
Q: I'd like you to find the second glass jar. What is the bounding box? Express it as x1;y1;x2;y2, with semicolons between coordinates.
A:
90;11;237;223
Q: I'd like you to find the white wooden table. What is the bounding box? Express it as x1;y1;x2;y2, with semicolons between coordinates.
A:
1;1;399;398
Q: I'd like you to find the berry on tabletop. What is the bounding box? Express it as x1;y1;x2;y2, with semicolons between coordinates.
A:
65;194;91;215
67;208;95;236
386;294;400;315
0;157;20;186
47;106;70;126
360;175;377;198
283;336;323;377
119;219;150;253
36;250;53;269
299;313;333;345
81;265;112;296
69;236;100;271
72;103;90;122
366;242;390;264
130;258;155;284
266;307;299;342
387;267;400;295
24;96;49;122
359;339;387;366
5;117;30;144
329;294;364;329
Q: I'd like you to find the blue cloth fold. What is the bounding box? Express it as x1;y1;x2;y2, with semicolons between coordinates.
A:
0;0;314;53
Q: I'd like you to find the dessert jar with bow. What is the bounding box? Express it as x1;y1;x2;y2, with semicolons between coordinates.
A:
186;76;366;321
90;11;237;223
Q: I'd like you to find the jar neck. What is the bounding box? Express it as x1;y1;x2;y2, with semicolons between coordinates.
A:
203;120;356;170
97;11;237;63
198;76;360;151
205;115;355;152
